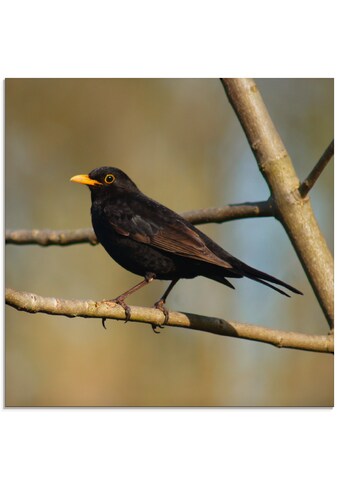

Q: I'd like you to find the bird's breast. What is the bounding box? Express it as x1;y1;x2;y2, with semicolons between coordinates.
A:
90;206;181;279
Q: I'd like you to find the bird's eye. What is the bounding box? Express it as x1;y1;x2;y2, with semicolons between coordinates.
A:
104;174;115;184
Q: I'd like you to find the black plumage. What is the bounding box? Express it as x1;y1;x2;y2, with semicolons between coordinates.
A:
71;166;302;330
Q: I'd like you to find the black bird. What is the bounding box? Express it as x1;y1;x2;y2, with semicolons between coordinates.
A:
71;166;302;330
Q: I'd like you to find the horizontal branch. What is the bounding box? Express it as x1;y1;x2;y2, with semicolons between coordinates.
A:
6;288;334;354
5;200;273;246
5;228;99;246
299;140;334;198
182;200;273;224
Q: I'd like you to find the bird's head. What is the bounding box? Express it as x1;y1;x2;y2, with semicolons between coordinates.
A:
70;167;139;198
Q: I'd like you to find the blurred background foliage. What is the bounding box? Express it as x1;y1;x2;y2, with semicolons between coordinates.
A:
5;79;333;406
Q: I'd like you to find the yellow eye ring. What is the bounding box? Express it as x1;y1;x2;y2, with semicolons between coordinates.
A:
104;174;115;184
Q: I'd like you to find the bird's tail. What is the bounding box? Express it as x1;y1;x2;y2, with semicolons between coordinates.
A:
231;260;303;297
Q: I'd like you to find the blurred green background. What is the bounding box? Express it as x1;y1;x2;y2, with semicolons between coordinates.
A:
5;79;333;406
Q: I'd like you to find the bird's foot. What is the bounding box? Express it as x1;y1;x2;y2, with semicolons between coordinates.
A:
103;297;131;323
154;299;169;323
152;299;169;333
113;297;131;323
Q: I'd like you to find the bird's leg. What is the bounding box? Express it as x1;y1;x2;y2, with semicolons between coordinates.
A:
153;278;179;330
104;273;156;324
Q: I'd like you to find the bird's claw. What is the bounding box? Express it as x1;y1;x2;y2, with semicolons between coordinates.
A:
151;299;169;333
112;297;131;322
103;297;131;324
154;299;169;324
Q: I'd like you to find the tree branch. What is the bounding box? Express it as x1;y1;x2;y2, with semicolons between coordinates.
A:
5;228;99;246
182;199;273;224
221;78;334;330
5;200;273;246
299;140;334;198
5;288;333;354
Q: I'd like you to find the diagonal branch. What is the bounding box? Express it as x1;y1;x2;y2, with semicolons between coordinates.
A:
299;140;334;198
5;200;273;246
221;78;334;330
5;288;334;354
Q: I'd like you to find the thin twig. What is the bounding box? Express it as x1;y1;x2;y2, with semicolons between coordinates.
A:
5;288;334;354
299;140;334;198
5;200;273;246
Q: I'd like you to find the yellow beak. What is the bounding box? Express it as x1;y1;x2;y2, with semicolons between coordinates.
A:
70;174;102;186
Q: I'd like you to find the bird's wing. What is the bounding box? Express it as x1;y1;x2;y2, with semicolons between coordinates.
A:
107;208;233;270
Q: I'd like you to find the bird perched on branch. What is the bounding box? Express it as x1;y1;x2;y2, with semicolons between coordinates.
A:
71;166;302;331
